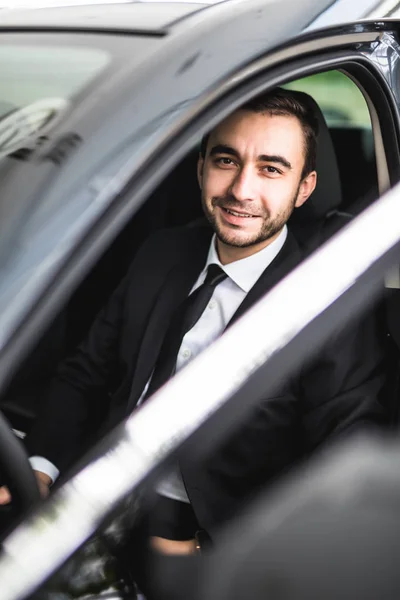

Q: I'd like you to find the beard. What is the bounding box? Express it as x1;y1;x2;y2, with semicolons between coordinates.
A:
201;188;299;249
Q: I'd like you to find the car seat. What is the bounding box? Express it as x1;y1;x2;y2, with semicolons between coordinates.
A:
286;89;350;252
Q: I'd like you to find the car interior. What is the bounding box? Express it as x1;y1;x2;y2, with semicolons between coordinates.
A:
0;66;398;468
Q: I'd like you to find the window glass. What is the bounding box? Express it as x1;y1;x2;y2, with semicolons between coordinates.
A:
0;44;109;158
0;32;159;346
285;70;371;127
285;70;376;210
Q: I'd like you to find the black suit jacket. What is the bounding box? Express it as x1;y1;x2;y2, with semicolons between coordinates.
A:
26;222;388;534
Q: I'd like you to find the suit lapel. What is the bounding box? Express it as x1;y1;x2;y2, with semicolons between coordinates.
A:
227;232;302;328
128;228;300;408
128;225;212;407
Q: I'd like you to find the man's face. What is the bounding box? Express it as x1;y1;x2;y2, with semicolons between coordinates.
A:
198;110;317;260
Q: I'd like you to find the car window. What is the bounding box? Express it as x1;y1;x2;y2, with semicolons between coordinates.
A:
285;70;370;128
285;71;376;211
0;42;109;158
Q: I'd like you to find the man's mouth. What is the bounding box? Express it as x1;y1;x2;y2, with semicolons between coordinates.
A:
222;207;258;218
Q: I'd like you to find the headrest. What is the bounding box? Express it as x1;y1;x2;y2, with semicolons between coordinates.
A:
288;89;342;224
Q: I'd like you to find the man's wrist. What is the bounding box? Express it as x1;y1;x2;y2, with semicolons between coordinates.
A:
35;471;52;487
29;456;59;484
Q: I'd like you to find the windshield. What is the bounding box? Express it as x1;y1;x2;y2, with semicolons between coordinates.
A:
0;30;164;357
0;40;109;159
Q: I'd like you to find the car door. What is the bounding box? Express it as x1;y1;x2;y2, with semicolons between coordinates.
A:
1;8;400;600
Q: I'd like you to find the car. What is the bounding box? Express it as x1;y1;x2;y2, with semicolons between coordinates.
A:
0;0;400;598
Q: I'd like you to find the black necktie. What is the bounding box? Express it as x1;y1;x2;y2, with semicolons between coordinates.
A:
144;264;227;399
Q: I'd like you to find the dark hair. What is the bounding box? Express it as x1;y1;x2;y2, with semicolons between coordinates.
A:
200;87;319;179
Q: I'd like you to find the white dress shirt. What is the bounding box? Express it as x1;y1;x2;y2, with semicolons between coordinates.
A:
156;226;288;502
31;226;288;491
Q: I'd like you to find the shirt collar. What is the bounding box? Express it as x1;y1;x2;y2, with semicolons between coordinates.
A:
203;226;288;293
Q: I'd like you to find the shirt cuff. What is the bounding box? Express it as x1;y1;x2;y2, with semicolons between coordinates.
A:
29;457;59;484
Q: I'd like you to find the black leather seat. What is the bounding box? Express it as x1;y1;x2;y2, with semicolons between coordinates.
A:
286;89;349;252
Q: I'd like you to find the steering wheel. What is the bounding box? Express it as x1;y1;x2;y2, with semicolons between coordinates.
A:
0;411;41;517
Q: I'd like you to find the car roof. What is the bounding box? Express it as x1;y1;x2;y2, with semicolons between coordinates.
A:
0;2;209;33
1;0;398;38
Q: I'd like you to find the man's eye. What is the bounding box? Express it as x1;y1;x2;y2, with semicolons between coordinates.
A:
263;166;281;174
216;157;235;166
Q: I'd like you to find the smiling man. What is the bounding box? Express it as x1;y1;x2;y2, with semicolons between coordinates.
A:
198;99;316;263
12;88;388;597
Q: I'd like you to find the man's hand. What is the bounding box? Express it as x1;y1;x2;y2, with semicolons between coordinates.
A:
0;470;52;505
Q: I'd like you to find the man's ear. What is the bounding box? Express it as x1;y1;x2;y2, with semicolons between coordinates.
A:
197;155;204;190
295;171;317;208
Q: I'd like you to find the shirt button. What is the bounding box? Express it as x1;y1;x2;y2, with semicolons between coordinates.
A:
209;300;216;310
182;348;191;359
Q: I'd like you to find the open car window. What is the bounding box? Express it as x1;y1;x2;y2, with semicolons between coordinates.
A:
286;71;377;212
286;70;371;128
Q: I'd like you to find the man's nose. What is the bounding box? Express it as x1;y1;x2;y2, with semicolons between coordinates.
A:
229;167;256;202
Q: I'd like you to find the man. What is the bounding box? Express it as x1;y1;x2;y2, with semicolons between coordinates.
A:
0;88;388;558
